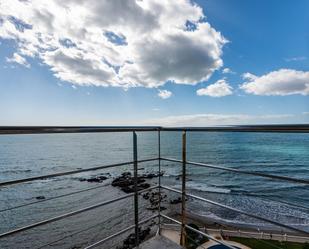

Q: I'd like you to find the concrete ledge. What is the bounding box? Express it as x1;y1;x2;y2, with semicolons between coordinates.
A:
137;235;184;249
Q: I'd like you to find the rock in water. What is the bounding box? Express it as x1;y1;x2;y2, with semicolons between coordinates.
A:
170;197;182;204
35;196;46;200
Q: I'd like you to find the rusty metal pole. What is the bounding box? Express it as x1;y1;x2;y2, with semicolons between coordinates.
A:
158;129;162;235
133;131;139;248
180;130;186;246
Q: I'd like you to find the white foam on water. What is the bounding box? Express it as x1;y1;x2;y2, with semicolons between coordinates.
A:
174;182;231;194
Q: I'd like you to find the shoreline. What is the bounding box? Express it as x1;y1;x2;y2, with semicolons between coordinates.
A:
165;211;309;244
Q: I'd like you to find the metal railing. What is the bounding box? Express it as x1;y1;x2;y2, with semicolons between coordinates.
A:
0;125;309;249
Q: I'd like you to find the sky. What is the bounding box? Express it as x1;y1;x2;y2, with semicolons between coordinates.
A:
0;0;308;126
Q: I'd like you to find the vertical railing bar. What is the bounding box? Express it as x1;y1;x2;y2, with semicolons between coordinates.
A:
158;129;162;234
180;130;187;246
133;131;139;248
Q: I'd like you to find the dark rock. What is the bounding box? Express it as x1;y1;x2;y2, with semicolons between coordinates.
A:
112;172;134;187
146;206;167;211
138;183;151;189
170;197;182;204
122;172;132;178
86;175;108;183
112;171;156;193
142;192;150;200
36;196;46;200
120;186;134;193
112;178;145;188
120;183;151;193
79;175;108;183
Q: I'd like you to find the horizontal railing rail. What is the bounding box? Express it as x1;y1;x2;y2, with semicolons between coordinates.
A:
161;157;309;185
0;126;160;134
160;124;309;133
0;158;157;187
1;124;309;134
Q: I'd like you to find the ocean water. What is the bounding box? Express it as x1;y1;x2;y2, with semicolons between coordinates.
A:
0;131;308;248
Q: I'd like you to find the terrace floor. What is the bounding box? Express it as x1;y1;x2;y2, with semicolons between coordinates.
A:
138;235;183;249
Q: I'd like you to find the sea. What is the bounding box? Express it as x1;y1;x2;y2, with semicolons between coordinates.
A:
0;131;308;248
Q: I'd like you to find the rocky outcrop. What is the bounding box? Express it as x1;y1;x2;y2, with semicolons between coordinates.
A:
111;172;163;193
79;174;109;183
170;197;182;204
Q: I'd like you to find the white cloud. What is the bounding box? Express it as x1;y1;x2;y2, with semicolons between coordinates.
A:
222;67;235;74
158;89;172;99
242;72;257;81
197;79;233;97
5;53;30;68
144;113;294;126
240;69;309;96
0;0;227;88
285;56;307;62
302;112;309;115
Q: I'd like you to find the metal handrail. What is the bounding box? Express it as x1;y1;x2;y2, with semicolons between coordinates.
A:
1;124;309;135
160;124;309;132
161;157;309;185
0;126;160;134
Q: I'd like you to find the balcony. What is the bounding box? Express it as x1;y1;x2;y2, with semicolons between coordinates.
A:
0;125;309;249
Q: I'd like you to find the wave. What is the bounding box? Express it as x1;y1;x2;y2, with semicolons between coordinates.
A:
1;169;32;174
193;210;309;231
173;182;231;194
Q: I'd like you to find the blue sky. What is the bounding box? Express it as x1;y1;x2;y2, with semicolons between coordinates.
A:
0;0;308;126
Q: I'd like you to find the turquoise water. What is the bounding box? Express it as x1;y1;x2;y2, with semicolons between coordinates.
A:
0;132;308;248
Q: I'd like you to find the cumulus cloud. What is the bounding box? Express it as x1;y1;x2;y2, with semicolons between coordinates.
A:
6;53;30;68
222;67;235;74
240;69;309;96
197;79;233;97
0;0;227;88
144;113;294;126
242;72;257;81
158;89;172;99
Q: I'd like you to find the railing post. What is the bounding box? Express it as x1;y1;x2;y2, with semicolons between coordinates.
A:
180;130;186;246
158;129;162;235
133;131;139;247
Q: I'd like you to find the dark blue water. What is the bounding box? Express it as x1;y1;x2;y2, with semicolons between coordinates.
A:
0;132;308;248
